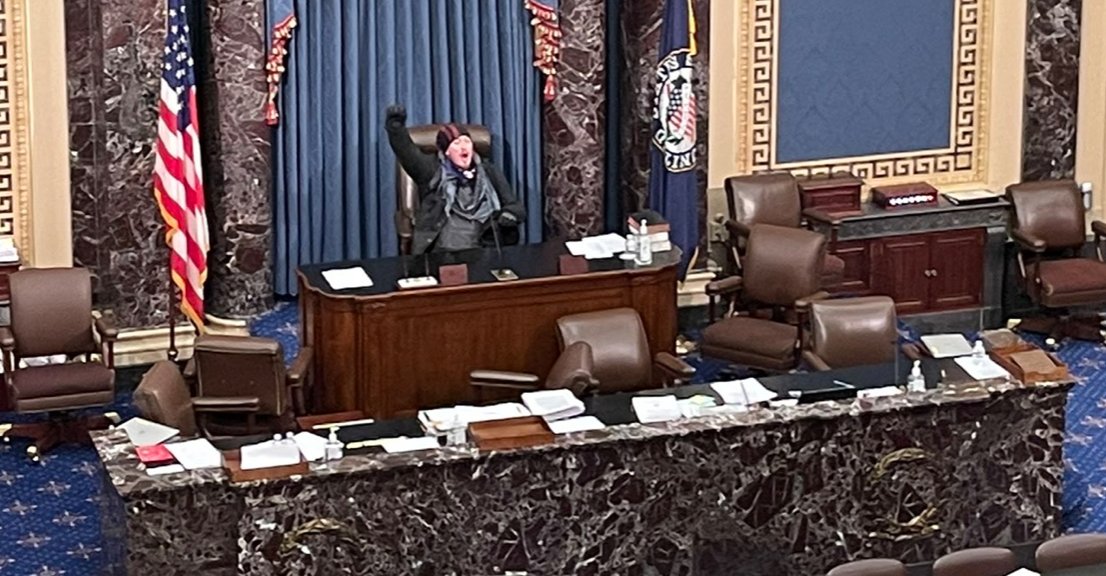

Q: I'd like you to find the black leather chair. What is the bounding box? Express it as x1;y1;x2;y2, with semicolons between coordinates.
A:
1036;533;1106;576
932;547;1018;576
826;558;907;576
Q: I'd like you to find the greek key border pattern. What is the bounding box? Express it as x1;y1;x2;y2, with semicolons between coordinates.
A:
0;0;31;259
744;0;989;184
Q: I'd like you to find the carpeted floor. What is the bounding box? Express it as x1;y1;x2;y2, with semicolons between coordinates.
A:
1;303;1105;575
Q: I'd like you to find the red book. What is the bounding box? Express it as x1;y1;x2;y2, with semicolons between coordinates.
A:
135;444;176;467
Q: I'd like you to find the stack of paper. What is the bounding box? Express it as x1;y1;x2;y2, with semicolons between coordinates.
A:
955;356;1010;381
240;438;302;471
677;395;718;418
920;334;974;358
0;236;19;263
565;233;627;260
710;378;778;406
547;416;605;434
119;417;179;447
380;437;441;453
164;438;222;471
321;266;373;290
292;432;329;462
632;395;681;424
521;389;585;422
418;403;531;434
856;386;904;399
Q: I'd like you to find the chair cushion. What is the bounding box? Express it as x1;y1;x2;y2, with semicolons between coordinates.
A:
1037;533;1106;571
1036;259;1106;307
10;362;115;412
932;547;1017;576
702;316;798;362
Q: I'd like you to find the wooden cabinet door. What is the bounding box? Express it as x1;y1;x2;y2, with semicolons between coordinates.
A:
829;239;873;294
929;228;985;310
874;235;931;314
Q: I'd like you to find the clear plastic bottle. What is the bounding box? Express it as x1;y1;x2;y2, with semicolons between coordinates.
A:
446;415;467;446
972;339;986;359
324;427;343;462
622;228;639;260
636;219;653;265
907;360;925;392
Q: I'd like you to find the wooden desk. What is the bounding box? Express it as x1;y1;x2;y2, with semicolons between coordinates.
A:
298;242;680;419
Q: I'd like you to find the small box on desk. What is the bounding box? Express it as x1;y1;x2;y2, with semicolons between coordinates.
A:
797;173;863;215
871;182;939;209
469;416;554;451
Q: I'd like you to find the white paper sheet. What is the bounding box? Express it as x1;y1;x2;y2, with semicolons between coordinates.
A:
165;438;222;471
146;464;185;476
321;266;373;290
380;437;441;453
565;233;627;260
293;432;329;462
418;403;530;434
240;439;302;471
677;395;718;418
710;378;778;406
920;334;974;358
547;416;606;434
856;386;904;399
955;356;1011;381
521;389;585;421
632;395;681;424
119;417;179;447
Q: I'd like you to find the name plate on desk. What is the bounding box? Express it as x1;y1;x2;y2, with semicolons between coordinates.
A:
439;263;469;286
558;254;588;276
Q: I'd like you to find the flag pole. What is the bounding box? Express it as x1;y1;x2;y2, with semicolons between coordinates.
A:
167;259;178;362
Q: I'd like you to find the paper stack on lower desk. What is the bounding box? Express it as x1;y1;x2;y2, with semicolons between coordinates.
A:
710;378;777;406
565;233;626;260
240;437;302;471
418;403;531;435
632;395;681;424
521;389;585;422
165;438;222;471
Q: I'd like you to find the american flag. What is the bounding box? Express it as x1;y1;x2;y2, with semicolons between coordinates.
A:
153;0;209;329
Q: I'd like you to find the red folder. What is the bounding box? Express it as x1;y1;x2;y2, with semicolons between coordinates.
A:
135;444;176;467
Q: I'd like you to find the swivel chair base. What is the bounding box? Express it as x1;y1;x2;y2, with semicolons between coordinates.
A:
0;411;119;462
1010;316;1106;349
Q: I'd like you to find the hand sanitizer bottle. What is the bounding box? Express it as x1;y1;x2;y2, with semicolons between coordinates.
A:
324;427;343;462
446;415;467;446
636;219;653;265
907;360;925;393
972;339;986;360
623;224;639;260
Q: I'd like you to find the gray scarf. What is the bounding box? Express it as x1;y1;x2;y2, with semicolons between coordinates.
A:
434;155;500;223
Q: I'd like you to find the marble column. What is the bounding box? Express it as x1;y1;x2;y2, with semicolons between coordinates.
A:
542;0;606;240
199;0;274;319
620;0;710;251
66;0;273;327
1022;0;1082;181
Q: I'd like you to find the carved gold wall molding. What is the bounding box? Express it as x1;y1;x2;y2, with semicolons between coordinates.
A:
738;0;993;186
0;0;32;261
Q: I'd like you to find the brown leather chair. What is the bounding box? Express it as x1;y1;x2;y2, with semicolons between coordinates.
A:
702;224;828;371
723;172;845;287
470;308;694;398
1036;533;1106;576
932;547;1018;576
0;268;118;461
1007;180;1106;346
396;123;492;254
800;296;899;370
135;360;264;438
826;558;907;576
186;335;313;431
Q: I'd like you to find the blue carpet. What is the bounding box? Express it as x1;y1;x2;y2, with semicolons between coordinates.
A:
1;306;1105;575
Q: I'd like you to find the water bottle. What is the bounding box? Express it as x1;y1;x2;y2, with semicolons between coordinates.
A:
446;415;467;446
636;219;653;265
907;360;925;393
324;427;343;462
972;340;986;360
622;228;639;260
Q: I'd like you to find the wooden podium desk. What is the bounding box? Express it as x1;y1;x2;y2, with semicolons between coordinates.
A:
298;242;680;419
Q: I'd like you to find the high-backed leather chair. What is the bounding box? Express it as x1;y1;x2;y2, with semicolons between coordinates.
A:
396;124;492;255
1007;180;1106;346
1036;533;1106;576
0;268;118;461
932;547;1018;576
826;558;907;576
135;360;264;438
702;224;828;371
800;296;899;370
723;172;845;287
187;335;313;429
470;308;694;398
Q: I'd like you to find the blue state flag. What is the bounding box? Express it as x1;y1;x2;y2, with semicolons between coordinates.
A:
648;0;700;278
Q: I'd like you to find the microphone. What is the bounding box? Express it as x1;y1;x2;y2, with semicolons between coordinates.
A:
489;211;517;281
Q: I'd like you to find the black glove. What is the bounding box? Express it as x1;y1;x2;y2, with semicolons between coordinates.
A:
497;212;519;227
385;105;407;127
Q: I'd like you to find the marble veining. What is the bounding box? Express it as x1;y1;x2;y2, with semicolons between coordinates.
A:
98;378;1069;576
542;0;606;240
1022;0;1082;181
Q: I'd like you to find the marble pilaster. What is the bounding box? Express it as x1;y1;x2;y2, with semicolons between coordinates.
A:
1022;0;1082;181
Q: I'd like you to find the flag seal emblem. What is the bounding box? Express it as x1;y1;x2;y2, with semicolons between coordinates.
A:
652;50;697;173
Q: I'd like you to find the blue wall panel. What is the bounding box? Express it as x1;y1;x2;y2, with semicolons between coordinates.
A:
775;0;956;164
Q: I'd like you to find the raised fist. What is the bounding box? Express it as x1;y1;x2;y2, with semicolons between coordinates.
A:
385;105;407;125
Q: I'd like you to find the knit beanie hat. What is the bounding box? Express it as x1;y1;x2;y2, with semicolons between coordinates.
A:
436;123;469;153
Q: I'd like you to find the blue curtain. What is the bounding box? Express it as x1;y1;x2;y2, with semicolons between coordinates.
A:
272;0;543;295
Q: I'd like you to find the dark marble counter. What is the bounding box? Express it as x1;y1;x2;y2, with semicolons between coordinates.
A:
97;376;1071;575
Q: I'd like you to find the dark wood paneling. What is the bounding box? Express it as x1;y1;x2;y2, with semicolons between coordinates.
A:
875;235;931;315
830;239;872;294
301;264;679;419
930;228;985;311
